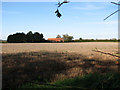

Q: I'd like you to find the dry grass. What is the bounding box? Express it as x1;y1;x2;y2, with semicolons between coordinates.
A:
2;42;120;88
2;52;120;88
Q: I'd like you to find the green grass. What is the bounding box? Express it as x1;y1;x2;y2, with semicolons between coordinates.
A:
0;41;7;43
20;72;120;89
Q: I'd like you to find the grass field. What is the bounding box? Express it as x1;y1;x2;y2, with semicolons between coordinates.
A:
2;42;120;88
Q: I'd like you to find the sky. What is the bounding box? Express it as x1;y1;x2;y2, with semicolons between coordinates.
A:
2;2;118;40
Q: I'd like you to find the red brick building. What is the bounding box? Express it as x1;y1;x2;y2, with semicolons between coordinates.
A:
48;38;64;42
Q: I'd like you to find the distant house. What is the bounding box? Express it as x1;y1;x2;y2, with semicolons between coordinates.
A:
48;38;64;42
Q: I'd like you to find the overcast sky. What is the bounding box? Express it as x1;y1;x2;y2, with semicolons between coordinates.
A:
2;2;118;40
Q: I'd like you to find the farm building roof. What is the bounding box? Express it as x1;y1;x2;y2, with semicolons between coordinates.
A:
48;38;64;42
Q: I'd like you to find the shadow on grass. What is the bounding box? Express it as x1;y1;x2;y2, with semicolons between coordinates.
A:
2;51;120;88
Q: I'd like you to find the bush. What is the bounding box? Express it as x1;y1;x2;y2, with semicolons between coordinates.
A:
7;31;45;43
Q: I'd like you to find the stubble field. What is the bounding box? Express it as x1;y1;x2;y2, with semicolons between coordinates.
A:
1;42;120;88
2;42;118;59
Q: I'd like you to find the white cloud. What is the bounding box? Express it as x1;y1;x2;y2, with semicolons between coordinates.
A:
2;11;22;14
78;20;118;25
72;4;105;10
92;21;118;25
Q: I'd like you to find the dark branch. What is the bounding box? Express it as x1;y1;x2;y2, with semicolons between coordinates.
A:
104;9;120;21
57;0;70;7
111;2;120;5
55;9;62;18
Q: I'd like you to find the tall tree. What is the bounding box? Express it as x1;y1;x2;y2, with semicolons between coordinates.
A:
62;34;73;42
56;35;61;38
7;35;15;43
33;32;44;42
26;31;34;43
7;33;26;43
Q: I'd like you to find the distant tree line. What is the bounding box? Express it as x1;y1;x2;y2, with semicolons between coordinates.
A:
7;31;118;43
56;34;118;42
7;31;46;43
74;38;118;42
